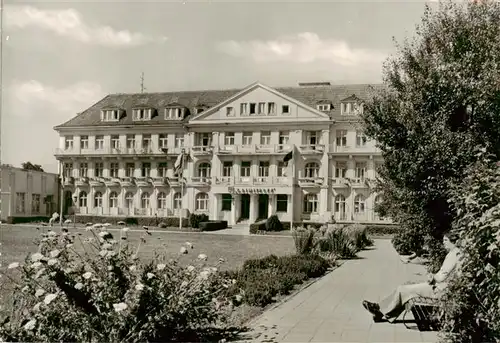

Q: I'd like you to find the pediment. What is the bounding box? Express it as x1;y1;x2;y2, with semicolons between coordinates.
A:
188;82;330;124
342;94;362;102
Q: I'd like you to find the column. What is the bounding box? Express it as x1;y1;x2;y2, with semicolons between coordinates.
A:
322;129;330;153
367;158;375;179
134;162;141;178
288;193;294;224
211;194;219;220
347;158;355;178
268;194;275;215
320;188;329;221
231;194;239;225
249;194;258;222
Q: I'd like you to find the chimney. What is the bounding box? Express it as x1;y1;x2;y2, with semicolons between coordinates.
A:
298;82;331;87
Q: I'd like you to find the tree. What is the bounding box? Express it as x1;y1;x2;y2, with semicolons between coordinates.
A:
361;0;500;270
21;162;44;172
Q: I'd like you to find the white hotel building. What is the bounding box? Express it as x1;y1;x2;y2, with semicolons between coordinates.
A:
54;82;388;226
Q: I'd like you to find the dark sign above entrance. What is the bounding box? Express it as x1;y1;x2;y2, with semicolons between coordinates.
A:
228;187;276;194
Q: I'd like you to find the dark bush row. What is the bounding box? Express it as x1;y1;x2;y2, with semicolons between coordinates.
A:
189;213;209;228
223;254;329;307
249;219;323;234
7;216;51;224
364;224;400;236
199;221;228;231
73;215;189;228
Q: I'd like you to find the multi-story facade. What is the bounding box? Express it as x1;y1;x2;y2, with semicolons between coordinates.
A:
54;82;388;225
0;165;60;222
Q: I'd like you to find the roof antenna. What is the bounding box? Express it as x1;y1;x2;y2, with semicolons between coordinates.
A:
140;72;147;93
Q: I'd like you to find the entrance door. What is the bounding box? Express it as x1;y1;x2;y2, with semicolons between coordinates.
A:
240;194;250;220
258;194;269;220
64;191;73;215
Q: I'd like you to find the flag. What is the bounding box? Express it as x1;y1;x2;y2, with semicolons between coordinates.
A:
283;150;293;166
174;152;184;176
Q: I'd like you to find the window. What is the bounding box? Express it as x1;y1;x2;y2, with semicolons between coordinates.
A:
94;162;104;178
240;103;248;116
133;108;152;121
79;191;88;207
196;107;204;114
198;162;211;177
282;105;290;114
197;133;211;146
334;194;346;213
356;131;367;147
258;102;266;115
141;193;150;208
260;131;271;145
304;162;320;178
226;107;234;117
267;102;276;115
355;162;366;181
31;194;40;213
259;161;270;177
165;108;183;119
79;163;88;177
126;135;136;149
125;192;134;209
195;192;209;211
335;162;347;179
279;131;289;145
173;192;182;209
111;135;120;149
242;132;253;146
249;103;256;115
80;136;89;149
374;162;381;179
158;162;168;177
277;162;286;177
317;104;331;111
354;194;365;213
94;192;103;208
374;195;383;218
224;132;235;145
141;162;151;177
221;194;232;211
63;163;73;178
157;192;167;209
241;161;251;177
342;102;363;115
336;130;347;147
158;134;168;148
276;194;288;212
306;131;318;145
223;161;233;177
125;163;135;177
15;193;25;213
109;192;118;208
109;163;119;178
142;134;152;151
175;134;184;147
65;136;74;150
95;135;104;150
303;194;318;213
102;109;119;121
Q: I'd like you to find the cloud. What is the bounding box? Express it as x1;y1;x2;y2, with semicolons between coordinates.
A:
10;80;104;115
4;5;168;47
216;32;388;67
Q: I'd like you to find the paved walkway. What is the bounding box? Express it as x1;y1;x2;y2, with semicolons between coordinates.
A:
236;239;439;343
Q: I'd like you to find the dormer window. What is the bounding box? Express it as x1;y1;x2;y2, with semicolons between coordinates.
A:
317;104;331;112
101;109;120;122
195;108;204;114
165;107;184;120
133;108;152;121
341;102;363;115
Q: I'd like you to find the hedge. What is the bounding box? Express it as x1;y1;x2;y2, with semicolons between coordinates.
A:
364;224;400;236
7;216;51;224
199;221;228;231
73;215;189;227
249;221;324;234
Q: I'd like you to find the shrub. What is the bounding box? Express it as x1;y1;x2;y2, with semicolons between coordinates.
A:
158;222;167;229
316;227;358;259
291;227;316;255
189;213;209;229
7;216;51;224
0;228;240;342
364;225;401;236
265;215;283;232
250;221;323;234
391;227;425;256
199;221;227;231
72;216;189;228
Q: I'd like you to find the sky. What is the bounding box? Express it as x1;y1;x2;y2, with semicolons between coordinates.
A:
1;0;437;173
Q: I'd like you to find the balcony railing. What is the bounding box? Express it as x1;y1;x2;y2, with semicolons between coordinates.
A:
55;146;186;156
191;176;212;185
330;145;381;154
298;144;325;154
298;177;324;187
217;144;292;154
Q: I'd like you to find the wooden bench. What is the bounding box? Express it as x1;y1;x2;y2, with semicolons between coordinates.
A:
403;296;443;331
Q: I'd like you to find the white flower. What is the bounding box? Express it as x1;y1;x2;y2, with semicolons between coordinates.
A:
113;302;128;313
47;259;58;266
107;250;116;258
197;254;208;261
121;227;130;232
187;265;195;272
98;231;111;238
74;283;84;290
129;265;137;272
66;243;74;248
49;250;61;258
43;293;57;305
146;272;155;279
23;319;36;331
35;289;45;297
186;242;193;249
99;250;108;257
31;253;44;262
32;261;42;269
85;227;93;232
180;280;189;288
209;267;218;273
235;294;243;302
48;230;57;237
156;263;166;271
34;268;45;279
108;266;113;271
82;272;92;279
135;283;144;291
102;243;112;250
180;247;188;254
199;270;210;280
21;286;29;293
231;279;236;285
8;262;19;269
33;302;42;312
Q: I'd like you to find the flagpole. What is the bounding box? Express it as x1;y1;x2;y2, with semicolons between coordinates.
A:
179;149;184;230
290;145;295;230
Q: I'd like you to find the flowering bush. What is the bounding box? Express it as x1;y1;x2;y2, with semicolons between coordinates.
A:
439;152;500;343
0;227;241;342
